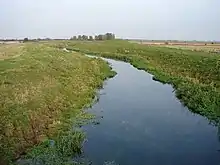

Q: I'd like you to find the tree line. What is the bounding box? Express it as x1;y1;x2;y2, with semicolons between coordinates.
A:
70;33;116;41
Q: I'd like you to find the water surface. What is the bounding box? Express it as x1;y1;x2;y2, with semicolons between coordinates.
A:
83;58;220;165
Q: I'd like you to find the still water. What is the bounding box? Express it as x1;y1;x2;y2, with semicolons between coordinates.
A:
83;58;220;165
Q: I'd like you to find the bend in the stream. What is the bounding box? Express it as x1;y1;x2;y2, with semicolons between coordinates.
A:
82;57;220;165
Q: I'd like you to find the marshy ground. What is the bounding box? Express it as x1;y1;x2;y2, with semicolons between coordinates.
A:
57;40;220;123
1;40;220;164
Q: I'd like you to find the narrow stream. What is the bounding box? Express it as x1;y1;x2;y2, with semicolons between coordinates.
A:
83;58;220;165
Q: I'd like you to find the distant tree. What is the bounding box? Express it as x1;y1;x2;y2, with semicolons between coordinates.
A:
98;34;106;40
23;38;29;42
112;33;116;40
93;33;116;40
82;35;88;40
95;35;99;40
105;33;111;40
70;36;77;40
103;34;107;40
77;35;82;40
97;35;102;40
73;36;77;40
89;36;93;41
105;33;115;40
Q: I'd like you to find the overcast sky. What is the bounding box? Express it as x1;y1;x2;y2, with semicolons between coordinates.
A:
0;0;219;40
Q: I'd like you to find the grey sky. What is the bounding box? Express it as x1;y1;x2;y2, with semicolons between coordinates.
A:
0;0;219;40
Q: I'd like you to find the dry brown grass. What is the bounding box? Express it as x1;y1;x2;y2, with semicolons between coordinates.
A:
131;40;220;53
0;43;25;60
164;45;220;53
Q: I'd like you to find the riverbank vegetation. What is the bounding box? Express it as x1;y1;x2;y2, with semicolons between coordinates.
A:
56;40;220;124
0;43;115;164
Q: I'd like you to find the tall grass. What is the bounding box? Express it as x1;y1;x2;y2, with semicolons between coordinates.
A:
0;43;115;164
59;40;220;124
23;130;85;165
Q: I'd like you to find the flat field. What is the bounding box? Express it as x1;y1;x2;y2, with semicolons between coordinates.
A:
0;42;115;164
55;40;220;124
131;40;220;53
1;40;220;164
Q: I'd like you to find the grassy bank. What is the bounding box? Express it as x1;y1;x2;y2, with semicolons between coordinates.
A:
0;43;115;164
55;40;220;124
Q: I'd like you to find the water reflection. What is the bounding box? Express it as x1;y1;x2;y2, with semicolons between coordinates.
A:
83;58;220;165
218;126;220;143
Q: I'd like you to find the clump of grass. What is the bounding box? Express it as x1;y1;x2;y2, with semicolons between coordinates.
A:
23;130;85;165
0;43;115;163
59;40;220;124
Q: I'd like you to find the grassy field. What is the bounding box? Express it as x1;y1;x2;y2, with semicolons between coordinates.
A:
132;40;220;53
0;43;115;164
54;40;220;124
1;40;220;164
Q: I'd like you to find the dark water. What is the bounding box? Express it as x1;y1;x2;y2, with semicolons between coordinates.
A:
83;58;220;165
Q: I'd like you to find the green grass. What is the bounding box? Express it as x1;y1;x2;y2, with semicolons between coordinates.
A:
24;130;85;165
0;43;115;164
54;40;220;124
2;40;219;163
